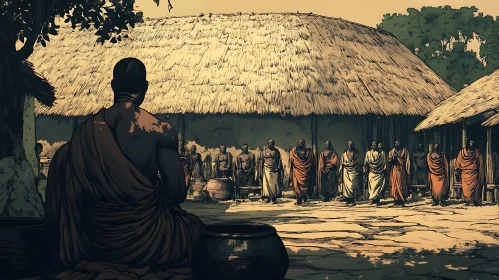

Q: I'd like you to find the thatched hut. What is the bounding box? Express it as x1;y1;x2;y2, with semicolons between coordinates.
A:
30;13;455;190
415;68;499;203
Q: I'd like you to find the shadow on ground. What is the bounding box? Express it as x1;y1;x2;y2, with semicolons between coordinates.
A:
284;243;499;280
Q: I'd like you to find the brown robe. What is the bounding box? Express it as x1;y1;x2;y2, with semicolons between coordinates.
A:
45;111;203;280
236;152;256;186
455;148;485;204
289;147;316;198
318;149;338;197
388;148;411;202
427;152;449;201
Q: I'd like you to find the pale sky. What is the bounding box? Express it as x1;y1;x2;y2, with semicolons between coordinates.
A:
135;0;499;27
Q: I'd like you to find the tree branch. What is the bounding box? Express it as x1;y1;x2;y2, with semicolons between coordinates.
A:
16;0;45;62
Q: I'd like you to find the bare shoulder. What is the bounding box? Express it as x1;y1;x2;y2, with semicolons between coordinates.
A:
138;108;177;147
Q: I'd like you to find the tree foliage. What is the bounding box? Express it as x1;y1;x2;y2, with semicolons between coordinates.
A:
0;0;173;61
378;6;499;90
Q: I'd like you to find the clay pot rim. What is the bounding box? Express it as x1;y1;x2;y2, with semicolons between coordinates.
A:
201;222;276;239
0;217;45;228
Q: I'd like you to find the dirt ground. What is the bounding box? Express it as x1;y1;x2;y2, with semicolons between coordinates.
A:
182;193;499;280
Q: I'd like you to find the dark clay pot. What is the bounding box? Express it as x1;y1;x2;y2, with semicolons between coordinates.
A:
0;218;46;280
192;223;289;280
205;178;234;201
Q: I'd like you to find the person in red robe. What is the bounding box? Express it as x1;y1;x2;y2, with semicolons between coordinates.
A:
317;140;338;202
388;139;411;207
455;140;485;206
44;58;204;280
289;139;316;205
427;143;449;206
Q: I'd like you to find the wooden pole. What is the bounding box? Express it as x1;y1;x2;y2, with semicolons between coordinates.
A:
177;114;185;142
486;127;494;202
73;117;79;132
311;115;319;199
462;121;467;148
373;117;378;143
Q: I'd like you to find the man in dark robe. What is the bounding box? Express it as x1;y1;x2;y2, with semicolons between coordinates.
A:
215;145;233;178
44;58;204;280
412;144;428;186
318;140;338;202
189;145;205;181
455;140;485;206
289;139;316;205
236;144;256;186
178;140;191;188
338;140;361;206
260;139;284;203
427;143;449;206
388;139;411;207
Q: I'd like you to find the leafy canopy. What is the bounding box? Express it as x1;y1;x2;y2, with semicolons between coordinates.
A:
0;0;172;60
378;5;499;91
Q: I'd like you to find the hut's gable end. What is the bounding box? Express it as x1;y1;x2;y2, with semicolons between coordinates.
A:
30;13;455;117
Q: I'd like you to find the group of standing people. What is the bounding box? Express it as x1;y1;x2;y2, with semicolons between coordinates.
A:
178;137;486;207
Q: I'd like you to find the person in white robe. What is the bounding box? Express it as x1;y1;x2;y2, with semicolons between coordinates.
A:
338;140;361;206
364;142;387;206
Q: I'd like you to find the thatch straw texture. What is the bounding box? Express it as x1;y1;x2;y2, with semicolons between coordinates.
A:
30;13;454;117
415;69;499;131
20;61;55;106
482;112;499;127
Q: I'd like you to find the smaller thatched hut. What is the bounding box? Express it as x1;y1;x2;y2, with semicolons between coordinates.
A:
415;68;499;203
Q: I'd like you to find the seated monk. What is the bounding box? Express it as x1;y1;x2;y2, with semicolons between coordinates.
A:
44;58;204;280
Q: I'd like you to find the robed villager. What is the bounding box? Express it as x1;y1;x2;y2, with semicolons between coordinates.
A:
364;142;387;206
427;143;449;206
44;58;204;280
455;140;485;206
388;140;411;207
178;140;191;187
289;139;316;205
260;139;284;203
338;141;361;206
214;145;233;178
236;144;256;186
318;140;339;202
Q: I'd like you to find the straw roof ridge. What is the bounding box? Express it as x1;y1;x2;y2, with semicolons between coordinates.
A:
143;12;397;37
30;13;455;117
415;68;499;131
20;61;55;106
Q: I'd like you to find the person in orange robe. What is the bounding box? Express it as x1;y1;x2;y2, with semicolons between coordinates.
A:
318;140;339;202
178;140;191;187
427;143;449;206
388;139;411;207
455;140;485;206
289;139;316;205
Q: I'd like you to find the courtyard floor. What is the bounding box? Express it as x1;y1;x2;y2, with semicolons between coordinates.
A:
182;193;499;280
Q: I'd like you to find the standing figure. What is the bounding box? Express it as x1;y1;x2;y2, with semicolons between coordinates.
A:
427;143;449;206
236;144;256;186
215;145;233;178
178;141;191;187
455;140;485;206
412;144;428;186
364;141;387;206
338;140;361;206
189;145;205;181
289;139;316;205
388;139;411;207
318;140;338;202
260;139;284;203
35;142;44;177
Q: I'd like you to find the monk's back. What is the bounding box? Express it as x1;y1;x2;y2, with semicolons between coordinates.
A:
104;102;160;181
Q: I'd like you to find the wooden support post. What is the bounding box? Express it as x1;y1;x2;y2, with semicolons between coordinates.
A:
486;128;494;203
73;117;79;132
373;117;378;143
388;116;394;148
462;121;467;148
177;114;185;142
311;115;319;199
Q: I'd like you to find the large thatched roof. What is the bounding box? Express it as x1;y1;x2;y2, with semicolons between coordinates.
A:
482;111;499;126
415;68;499;131
30;13;455;117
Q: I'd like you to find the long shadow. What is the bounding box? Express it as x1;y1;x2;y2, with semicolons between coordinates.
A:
183;200;499;279
283;243;499;280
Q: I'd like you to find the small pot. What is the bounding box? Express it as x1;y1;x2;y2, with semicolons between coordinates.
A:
192;223;289;280
205;178;234;201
